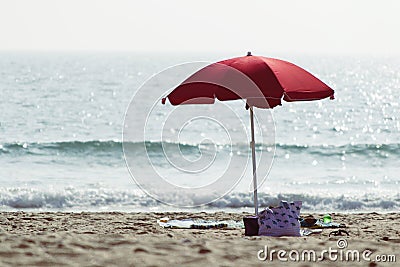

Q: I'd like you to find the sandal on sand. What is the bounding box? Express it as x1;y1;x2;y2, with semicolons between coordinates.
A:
329;229;349;237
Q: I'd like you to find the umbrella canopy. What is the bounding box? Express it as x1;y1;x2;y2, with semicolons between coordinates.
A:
162;52;334;214
162;52;334;109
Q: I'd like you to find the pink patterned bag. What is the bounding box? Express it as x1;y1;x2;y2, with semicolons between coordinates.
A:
258;200;302;237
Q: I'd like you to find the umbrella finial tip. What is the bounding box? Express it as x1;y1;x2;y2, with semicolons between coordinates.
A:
247;51;252;56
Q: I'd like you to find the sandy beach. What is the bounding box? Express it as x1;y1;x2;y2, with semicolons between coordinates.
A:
0;212;398;266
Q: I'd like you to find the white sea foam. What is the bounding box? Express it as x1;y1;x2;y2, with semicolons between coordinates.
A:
0;187;398;212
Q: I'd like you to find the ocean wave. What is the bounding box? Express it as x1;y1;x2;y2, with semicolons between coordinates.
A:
275;143;400;158
0;140;123;157
209;192;400;211
0;187;150;209
1;140;400;159
0;187;399;211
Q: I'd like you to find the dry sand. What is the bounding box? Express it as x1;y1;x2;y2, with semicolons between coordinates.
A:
0;212;399;266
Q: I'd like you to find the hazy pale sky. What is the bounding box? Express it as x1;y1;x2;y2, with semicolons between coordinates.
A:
1;0;399;54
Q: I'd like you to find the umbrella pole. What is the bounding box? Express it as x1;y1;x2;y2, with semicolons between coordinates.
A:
249;107;258;215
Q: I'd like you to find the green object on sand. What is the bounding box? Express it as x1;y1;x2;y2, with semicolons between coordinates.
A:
323;214;332;224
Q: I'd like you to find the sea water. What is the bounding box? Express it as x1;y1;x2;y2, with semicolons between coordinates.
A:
0;52;399;212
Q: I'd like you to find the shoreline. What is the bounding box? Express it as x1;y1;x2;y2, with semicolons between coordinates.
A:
1;209;399;214
1;211;399;266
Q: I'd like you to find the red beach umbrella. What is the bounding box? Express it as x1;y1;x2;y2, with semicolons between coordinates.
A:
162;52;334;214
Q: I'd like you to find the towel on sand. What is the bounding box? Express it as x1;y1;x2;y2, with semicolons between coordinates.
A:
157;219;244;229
